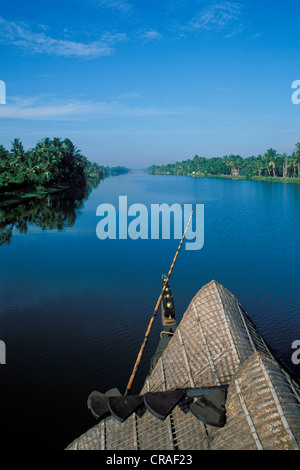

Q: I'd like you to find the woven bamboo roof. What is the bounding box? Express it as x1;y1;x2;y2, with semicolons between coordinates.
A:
66;280;300;450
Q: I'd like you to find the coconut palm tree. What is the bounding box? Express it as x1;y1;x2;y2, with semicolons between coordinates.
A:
253;154;265;178
11;138;25;161
281;153;290;178
290;152;298;177
264;148;278;177
294;142;300;177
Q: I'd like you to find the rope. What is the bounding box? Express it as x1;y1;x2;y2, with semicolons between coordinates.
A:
160;331;175;338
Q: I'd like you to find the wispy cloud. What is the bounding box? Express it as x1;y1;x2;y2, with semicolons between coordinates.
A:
0;94;175;120
139;29;163;42
186;2;243;33
0;16;127;58
90;0;133;15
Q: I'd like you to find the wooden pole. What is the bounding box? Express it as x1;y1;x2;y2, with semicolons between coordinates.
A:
124;211;194;396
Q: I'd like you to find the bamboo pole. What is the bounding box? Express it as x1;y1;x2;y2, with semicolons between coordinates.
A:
124;211;194;396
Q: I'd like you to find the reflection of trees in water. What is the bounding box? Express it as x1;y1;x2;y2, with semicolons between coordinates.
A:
0;178;100;246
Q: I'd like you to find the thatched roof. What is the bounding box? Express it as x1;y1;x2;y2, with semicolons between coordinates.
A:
66;280;300;450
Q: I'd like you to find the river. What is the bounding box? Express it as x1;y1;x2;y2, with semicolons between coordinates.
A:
0;171;299;449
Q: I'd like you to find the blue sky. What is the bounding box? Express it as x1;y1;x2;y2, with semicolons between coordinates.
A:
0;0;300;169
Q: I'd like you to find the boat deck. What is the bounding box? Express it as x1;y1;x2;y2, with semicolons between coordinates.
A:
66;280;300;450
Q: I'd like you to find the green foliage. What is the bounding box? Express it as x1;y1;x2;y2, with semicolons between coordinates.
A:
106;166;130;176
0;137;107;191
148;144;300;180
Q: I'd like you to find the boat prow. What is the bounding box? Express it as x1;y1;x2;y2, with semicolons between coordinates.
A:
67;280;300;451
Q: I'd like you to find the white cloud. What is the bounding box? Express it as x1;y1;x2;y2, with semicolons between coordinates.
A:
140;30;163;42
0;95;175;120
0;16;127;58
186;2;243;32
90;0;132;15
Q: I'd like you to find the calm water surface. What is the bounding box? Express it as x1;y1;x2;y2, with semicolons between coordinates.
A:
0;172;300;449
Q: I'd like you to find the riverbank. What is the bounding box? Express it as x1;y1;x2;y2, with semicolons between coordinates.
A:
0;168;130;207
148;147;300;182
157;172;300;184
0;184;73;207
0;177;102;207
201;174;300;184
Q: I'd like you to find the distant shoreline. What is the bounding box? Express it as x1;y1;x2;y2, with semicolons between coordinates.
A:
148;146;300;183
150;172;300;184
196;174;300;184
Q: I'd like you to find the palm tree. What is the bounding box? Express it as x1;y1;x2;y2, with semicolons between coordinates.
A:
0;145;10;174
291;152;298;177
254;154;265;178
32;139;54;183
11;138;25;161
264;148;278;177
294;142;300;177
281;153;290;178
223;155;233;175
52;137;63;150
23;155;39;183
262;155;271;176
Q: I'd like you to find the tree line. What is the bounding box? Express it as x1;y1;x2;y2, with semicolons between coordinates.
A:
0;137;129;192
148;144;300;180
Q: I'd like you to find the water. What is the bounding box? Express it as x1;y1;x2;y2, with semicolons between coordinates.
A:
0;172;300;449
